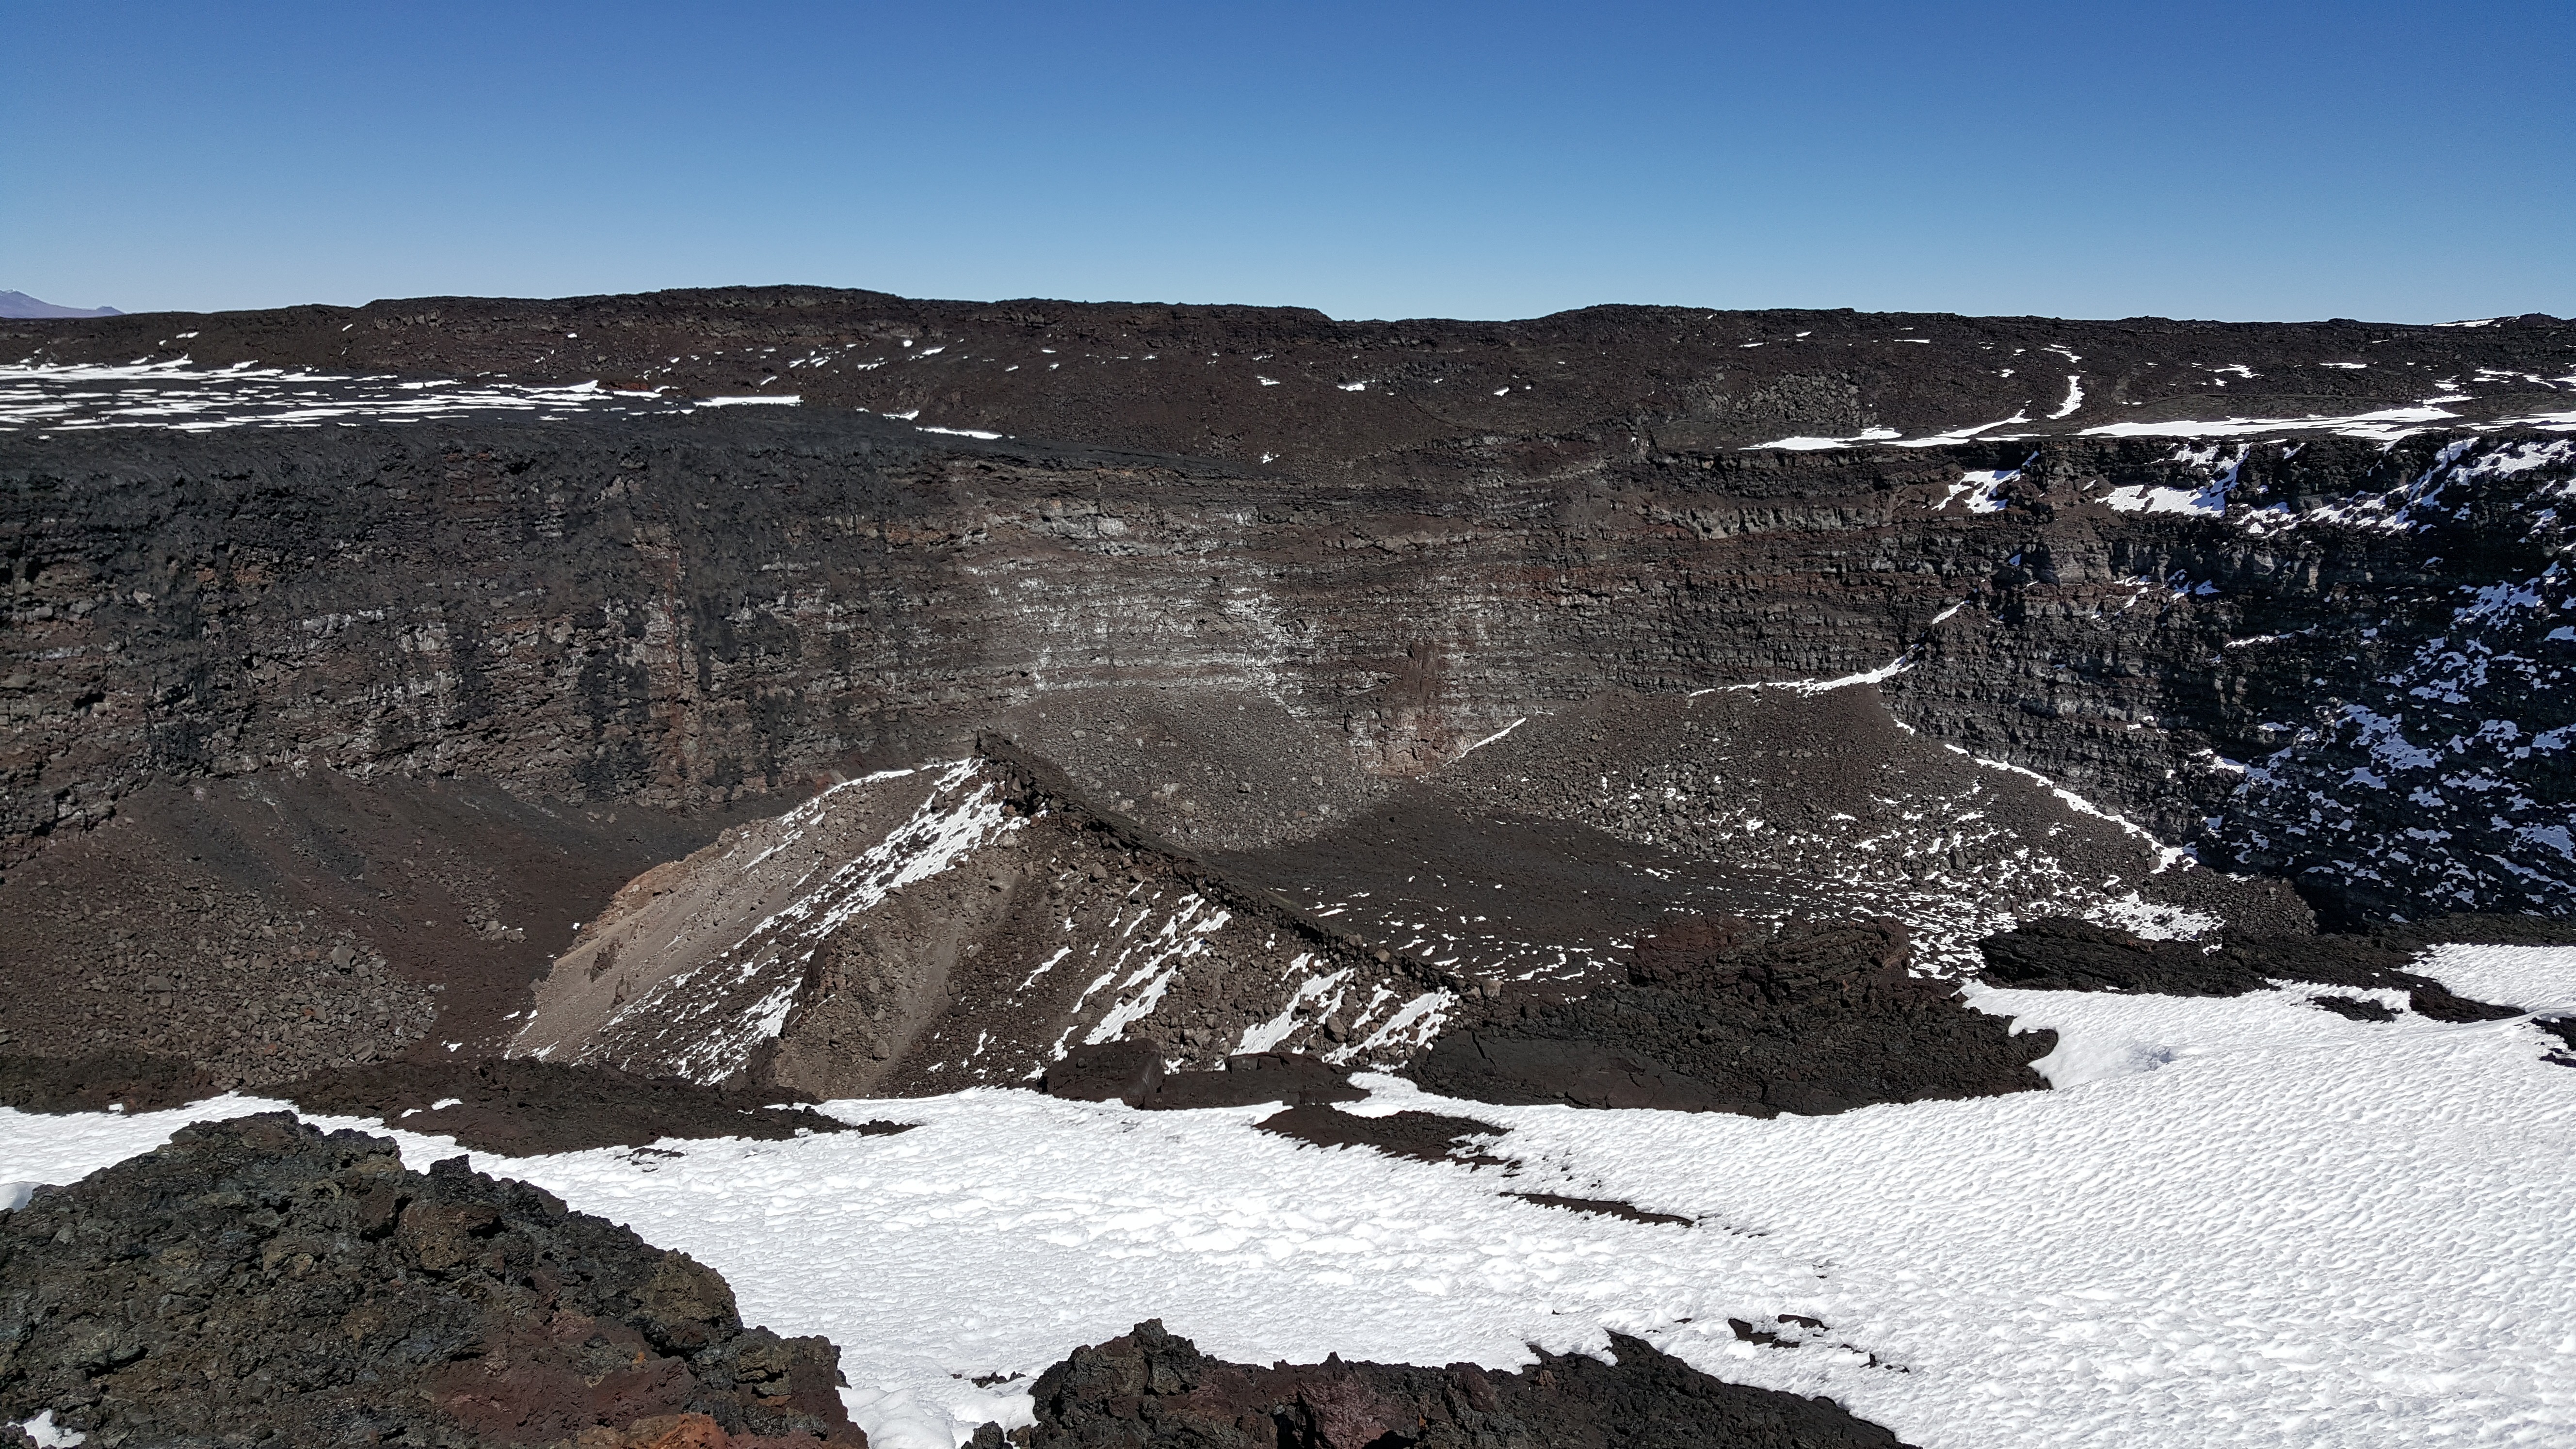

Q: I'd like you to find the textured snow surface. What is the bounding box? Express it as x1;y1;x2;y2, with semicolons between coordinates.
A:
6;949;2573;1448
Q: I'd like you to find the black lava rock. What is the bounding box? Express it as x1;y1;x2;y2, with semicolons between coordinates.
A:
1045;1041;1167;1106
0;1113;865;1447
283;1057;879;1157
1413;917;2053;1117
1976;917;2526;1020
1145;1053;1366;1110
997;1318;1913;1448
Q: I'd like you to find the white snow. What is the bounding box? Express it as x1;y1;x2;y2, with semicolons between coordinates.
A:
6;947;2573;1448
1452;716;1527;760
1945;745;2190;870
1746;427;1902;451
0;361;764;432
1713;652;1913;695
2080;892;2221;941
1937;469;2015;513
2046;374;2084;419
16;1412;82;1447
2080;404;2460;443
1887;413;2030;449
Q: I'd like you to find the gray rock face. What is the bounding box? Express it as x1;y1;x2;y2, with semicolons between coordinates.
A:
11;417;2568;926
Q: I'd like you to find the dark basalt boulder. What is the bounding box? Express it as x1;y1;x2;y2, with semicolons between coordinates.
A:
985;1318;1913;1448
1254;1105;1509;1164
1047;1047;1367;1111
283;1057;883;1157
1046;1041;1167;1106
0;1113;866;1448
2308;995;2400;1023
2534;1016;2576;1067
1413;917;2053;1117
1146;1053;1366;1111
1975;917;2528;1020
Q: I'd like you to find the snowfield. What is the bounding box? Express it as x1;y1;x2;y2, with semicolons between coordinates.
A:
5;948;2574;1449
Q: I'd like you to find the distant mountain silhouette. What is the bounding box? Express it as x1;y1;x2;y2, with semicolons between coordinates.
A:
0;290;122;319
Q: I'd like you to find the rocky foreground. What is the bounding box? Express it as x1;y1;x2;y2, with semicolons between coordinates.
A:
0;1115;865;1448
0;1113;1922;1448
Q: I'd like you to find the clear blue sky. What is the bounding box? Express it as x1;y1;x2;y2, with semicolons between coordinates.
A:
4;1;2570;322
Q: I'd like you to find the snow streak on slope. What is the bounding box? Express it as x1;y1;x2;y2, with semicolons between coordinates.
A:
520;761;1020;1082
0;360;793;431
1616;757;2211;969
2080;403;2471;442
9;949;2572;1449
1049;888;1233;1059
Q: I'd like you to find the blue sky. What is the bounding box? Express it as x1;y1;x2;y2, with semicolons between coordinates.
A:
4;1;2569;322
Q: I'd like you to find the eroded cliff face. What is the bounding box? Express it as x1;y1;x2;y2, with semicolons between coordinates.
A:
1882;435;2576;919
5;414;2572;929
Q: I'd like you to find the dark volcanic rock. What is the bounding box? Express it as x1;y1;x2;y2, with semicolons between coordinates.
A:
1976;916;2528;1019
1504;1193;1694;1227
999;1318;1911;1448
283;1058;888;1157
1049;1045;1366;1113
2534;1016;2576;1067
1413;918;2053;1117
0;1050;213;1113
0;1113;865;1447
1977;918;2270;996
1046;1041;1167;1106
1145;1053;1366;1110
1254;1105;1510;1164
2307;995;2399;1023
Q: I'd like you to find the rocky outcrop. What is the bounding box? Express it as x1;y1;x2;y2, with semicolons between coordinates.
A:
0;1113;865;1448
1974;916;2544;1020
1253;1105;1510;1165
507;754;1447;1093
280;1058;886;1156
995;1318;1911;1448
1412;917;2053;1116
